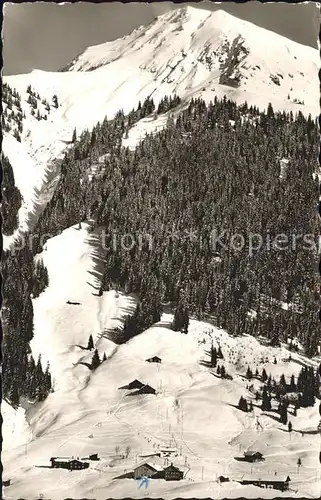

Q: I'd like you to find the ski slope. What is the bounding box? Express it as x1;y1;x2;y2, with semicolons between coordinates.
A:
2;223;320;499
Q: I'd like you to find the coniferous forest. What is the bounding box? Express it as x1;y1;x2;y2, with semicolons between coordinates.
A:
2;93;320;406
2;156;22;235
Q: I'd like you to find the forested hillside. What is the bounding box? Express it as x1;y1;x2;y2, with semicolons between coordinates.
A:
2;94;320;407
34;96;320;355
1;156;22;235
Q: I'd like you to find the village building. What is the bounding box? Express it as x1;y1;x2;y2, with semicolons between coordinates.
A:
146;356;162;363
137;384;156;395
243;451;264;462
114;460;184;482
160;464;184;481
239;475;291;492
81;453;99;461
218;475;230;483
118;379;145;390
50;457;89;471
140;452;161;459
160;447;177;458
133;461;162;479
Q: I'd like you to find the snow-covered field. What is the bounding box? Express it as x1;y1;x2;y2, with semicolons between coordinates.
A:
2;223;320;499
2;5;320;499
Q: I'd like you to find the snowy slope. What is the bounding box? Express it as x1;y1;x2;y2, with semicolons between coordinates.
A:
3;6;318;245
2;223;320;499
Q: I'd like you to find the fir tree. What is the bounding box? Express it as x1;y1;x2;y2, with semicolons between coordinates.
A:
91;349;101;370
210;344;217;368
238;396;248;412
279;401;288;424
87;334;94;351
261;387;272;411
172;301;189;334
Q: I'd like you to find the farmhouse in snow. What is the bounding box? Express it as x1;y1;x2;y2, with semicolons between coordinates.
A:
134;462;163;479
118;379;144;390
239;475;291;492
243;451;264;462
81;453;100;461
153;463;184;481
114;461;184;481
146;356;162;363
50;457;89;470
137;384;156;395
160;447;177;458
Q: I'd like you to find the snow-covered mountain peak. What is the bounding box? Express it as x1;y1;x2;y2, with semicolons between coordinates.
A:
61;5;317;119
65;7;248;73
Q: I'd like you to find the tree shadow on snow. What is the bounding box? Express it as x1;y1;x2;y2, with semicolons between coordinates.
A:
261;412;281;423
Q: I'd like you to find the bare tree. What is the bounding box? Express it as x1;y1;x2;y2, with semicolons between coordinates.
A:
115;445;120;456
125;445;131;458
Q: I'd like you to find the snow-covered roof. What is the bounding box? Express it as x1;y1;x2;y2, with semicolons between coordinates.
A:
135;460;163;471
239;474;290;482
244;450;263;456
51;456;88;463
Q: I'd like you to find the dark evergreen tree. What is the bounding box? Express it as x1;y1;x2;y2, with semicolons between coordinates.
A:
279;401;288;424
261;387;272;411
2;156;22;235
172;301;189;334
210;344;217;368
91;349;101;370
238;396;248;412
87;334;94;351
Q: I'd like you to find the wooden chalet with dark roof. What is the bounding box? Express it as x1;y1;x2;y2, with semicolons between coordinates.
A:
239;475;291;492
146;356;162;363
243;450;264;462
118;379;144;390
153;463;184;481
50;457;89;470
